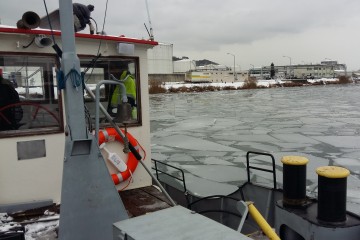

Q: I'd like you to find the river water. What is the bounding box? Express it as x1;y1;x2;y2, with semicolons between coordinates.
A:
149;84;360;214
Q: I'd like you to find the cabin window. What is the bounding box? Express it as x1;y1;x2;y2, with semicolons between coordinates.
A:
0;54;63;137
80;57;142;127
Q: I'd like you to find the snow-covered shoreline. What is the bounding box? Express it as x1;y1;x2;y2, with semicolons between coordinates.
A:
160;78;341;90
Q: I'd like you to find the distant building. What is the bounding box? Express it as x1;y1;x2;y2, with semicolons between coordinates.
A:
173;60;246;83
147;43;173;74
148;43;185;83
148;44;348;82
181;69;248;83
148;44;247;83
249;61;347;79
173;59;196;73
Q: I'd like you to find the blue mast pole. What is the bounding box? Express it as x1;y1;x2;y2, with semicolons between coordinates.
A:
58;0;87;140
58;1;128;239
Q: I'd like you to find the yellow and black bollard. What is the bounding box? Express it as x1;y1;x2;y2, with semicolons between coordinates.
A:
281;156;309;206
316;166;350;223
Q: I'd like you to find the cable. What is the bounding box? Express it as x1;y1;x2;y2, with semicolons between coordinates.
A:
100;0;109;37
118;141;145;192
85;0;109;83
90;17;98;34
119;175;132;191
42;0;56;44
83;53;102;74
128;169;134;182
119;139;145;191
22;37;35;48
43;0;63;59
119;169;134;191
137;139;147;161
84;104;93;132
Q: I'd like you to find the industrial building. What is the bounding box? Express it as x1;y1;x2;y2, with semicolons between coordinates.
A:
147;43;350;82
249;60;347;80
147;44;244;83
147;43;185;83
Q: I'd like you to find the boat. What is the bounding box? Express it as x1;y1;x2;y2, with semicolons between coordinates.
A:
0;1;359;240
0;1;250;239
152;152;360;239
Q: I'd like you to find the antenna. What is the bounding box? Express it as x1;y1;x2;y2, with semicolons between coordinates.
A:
145;0;154;40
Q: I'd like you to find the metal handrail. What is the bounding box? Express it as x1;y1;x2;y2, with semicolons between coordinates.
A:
246;151;277;189
85;82;176;206
187;195;241;209
151;159;187;193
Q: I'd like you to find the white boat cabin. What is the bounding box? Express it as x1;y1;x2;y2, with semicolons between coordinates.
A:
0;25;157;206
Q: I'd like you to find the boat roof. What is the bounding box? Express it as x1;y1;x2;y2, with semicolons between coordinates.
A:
0;25;158;46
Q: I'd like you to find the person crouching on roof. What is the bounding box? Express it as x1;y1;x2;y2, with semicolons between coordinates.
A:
73;3;95;34
109;67;137;120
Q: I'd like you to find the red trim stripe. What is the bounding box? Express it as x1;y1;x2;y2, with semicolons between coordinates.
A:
0;26;158;46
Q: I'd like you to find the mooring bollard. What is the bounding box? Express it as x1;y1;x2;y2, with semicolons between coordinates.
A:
316;166;350;223
281;156;309;206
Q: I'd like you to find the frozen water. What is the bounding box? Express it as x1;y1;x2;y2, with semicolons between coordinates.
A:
200;156;235;166
150;84;360;215
151;152;169;161
168;153;196;162
153;134;240;152
333;158;360;167
272;134;320;144
181;165;247;183
313;136;360;148
186;151;228;157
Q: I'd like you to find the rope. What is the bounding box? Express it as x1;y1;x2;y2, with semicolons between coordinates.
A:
65;68;82;90
56;69;65;90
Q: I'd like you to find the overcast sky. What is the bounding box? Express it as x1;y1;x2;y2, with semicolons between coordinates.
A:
1;0;359;70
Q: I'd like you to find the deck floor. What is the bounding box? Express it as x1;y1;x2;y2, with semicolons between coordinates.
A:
0;185;171;239
119;185;172;217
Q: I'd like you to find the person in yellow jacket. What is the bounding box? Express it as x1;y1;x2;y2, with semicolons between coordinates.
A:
109;69;137;120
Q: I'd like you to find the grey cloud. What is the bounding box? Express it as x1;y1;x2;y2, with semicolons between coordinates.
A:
1;0;359;69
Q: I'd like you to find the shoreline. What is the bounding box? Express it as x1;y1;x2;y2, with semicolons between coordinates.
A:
149;77;354;94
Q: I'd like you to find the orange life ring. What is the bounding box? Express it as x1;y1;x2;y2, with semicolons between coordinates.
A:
98;128;139;185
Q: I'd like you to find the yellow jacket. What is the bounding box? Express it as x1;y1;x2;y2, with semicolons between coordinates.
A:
111;70;136;107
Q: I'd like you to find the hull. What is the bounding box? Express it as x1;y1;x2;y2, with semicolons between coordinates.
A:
152;158;360;239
